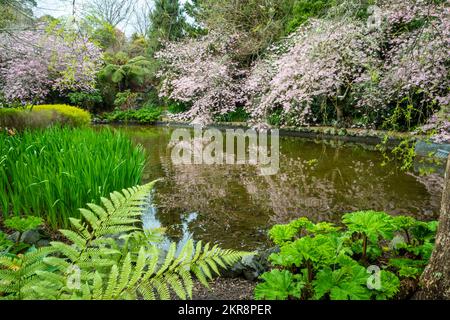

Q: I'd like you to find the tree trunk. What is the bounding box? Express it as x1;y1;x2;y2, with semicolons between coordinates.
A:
335;103;344;124
416;154;450;299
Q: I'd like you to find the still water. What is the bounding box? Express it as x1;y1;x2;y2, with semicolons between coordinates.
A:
113;125;442;251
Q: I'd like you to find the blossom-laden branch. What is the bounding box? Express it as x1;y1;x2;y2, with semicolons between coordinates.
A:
0;23;103;105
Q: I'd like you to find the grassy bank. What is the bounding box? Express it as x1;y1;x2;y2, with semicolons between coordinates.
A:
0;104;91;130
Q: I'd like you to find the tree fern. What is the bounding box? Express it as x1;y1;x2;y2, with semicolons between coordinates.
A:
0;181;251;300
99;55;155;89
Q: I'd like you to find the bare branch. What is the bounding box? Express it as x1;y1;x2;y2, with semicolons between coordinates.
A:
86;0;135;27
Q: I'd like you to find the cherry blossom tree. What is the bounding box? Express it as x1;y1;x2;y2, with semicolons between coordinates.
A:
156;0;448;140
355;1;449;130
0;23;103;105
156;32;246;125
243;18;380;127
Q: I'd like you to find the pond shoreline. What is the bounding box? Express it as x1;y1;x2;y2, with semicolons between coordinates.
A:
93;119;425;146
95;119;450;159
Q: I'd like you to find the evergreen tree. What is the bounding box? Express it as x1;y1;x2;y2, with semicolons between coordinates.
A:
147;0;186;55
183;0;207;37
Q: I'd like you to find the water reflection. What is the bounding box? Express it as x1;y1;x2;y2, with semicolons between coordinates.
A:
142;191;199;253
114;125;443;250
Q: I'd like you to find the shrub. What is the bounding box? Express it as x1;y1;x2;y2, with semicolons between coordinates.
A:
3;216;44;253
98;54;156;93
0;107;60;131
0;231;13;253
113;90;139;110
214;107;250;123
0;108;26;128
0;182;251;300
0;105;91;130
255;212;437;300
0;127;146;228
103;106;163;124
285;0;334;33
67;91;103;112
4;217;43;233
167;101;189;115
32;105;91;127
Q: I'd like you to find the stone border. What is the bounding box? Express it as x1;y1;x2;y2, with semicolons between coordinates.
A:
151;121;415;146
94;119;450;152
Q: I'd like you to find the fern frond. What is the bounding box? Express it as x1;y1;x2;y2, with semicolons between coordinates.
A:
116;253;132;293
0;181;253;301
103;264;119;300
0;247;55;299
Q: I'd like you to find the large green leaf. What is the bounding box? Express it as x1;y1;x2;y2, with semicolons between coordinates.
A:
343;211;396;242
313;264;371;300
268;224;299;246
388;258;426;279
372;270;400;300
112;69;125;83
268;217;315;246
254;270;304;300
270;234;342;268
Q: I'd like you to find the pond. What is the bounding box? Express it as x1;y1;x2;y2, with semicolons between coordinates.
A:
113;125;443;251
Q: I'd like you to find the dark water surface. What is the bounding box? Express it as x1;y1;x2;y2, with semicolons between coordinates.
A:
113;125;442;251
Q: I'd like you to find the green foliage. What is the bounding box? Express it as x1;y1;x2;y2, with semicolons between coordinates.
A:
268;224;301;247
0;232;13;253
0;182;250;300
85;18;126;52
343;211;396;242
379;137;418;172
388;258;426;279
67;91;103;112
4;217;43;233
391;216;437;261
254;270;304;300
167;101;189;114
147;0;186;55
1;215;42;255
269;235;342;270
0;246;54;299
268;109;283;127
382;95;437;133
32;105;91;127
313;263;371;300
0;105;91;131
268;217;313;246
411;220;438;244
98;54;156;92
255;212;437;300
373;270;401;300
343;211;395;261
0;127;146;228
113;90;139;110
104;106;163;124
286;0;333;33
214;107;250;123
